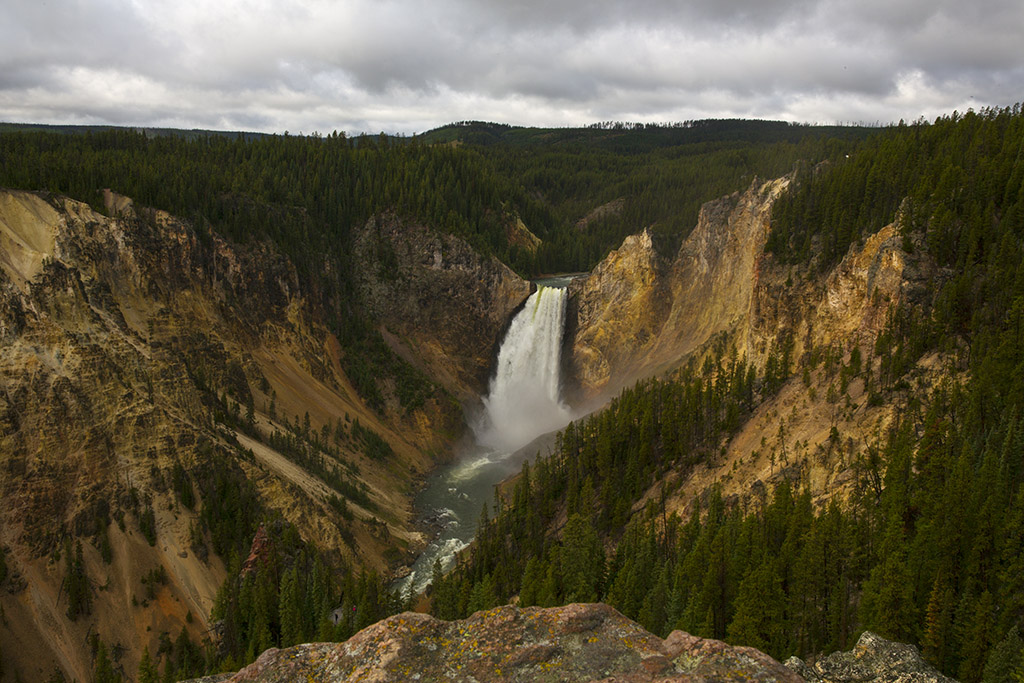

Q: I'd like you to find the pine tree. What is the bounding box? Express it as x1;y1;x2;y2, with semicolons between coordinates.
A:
92;640;121;683
922;574;956;672
982;626;1023;683
279;566;303;647
727;554;787;656
138;647;158;683
64;540;91;620
859;517;917;643
519;557;543;607
561;513;603;603
958;591;996;683
466;573;498;614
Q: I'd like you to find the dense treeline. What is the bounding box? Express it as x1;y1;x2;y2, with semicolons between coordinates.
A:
769;105;1024;271
420;119;874;153
418;119;877;272
431;105;1024;682
469;132;869;274
208;522;404;674
0;121;872;279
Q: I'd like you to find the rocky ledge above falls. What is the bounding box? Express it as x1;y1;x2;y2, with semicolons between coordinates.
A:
187;604;952;683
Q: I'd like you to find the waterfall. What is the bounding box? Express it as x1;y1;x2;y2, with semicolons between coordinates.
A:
475;286;572;453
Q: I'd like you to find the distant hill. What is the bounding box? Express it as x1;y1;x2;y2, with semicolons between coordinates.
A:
0;121;267;141
417;118;879;151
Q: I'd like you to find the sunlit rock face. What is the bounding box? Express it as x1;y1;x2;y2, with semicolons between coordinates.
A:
567;174;919;400
568;177;788;399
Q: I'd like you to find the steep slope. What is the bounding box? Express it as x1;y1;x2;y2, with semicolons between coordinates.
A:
568;176;939;508
352;213;530;399
0;189;504;681
568;177;788;399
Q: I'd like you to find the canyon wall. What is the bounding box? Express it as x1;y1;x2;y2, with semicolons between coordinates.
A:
0;189;519;681
567;176;937;511
352;213;531;399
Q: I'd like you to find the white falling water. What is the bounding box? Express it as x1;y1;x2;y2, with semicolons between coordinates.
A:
474;286;573;453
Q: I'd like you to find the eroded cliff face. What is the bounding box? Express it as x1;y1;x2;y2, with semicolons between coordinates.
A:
569;177;937;510
352;213;531;398
569;178;788;399
568;229;670;399
663;218;939;517
0;190;460;681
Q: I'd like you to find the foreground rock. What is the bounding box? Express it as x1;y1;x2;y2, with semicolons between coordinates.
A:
219;603;802;682
785;631;955;682
201;605;959;683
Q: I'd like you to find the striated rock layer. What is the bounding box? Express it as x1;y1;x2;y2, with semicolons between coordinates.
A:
200;604;952;683
568;175;929;400
567;176;940;512
569;177;790;399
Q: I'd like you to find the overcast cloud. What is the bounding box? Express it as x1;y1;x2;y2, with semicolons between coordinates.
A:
1;0;1022;134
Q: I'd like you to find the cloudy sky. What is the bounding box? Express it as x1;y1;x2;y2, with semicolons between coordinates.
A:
2;0;1022;135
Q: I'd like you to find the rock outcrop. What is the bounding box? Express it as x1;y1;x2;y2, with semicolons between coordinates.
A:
352;213;531;397
567;175;940;513
568;228;671;398
198;605;953;683
785;630;955;682
217;603;803;682
569;175;928;401
569;177;788;399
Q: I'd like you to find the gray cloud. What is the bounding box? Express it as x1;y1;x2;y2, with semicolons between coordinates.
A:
1;0;1021;133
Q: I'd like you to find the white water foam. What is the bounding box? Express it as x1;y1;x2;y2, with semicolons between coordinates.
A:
447;454;495;482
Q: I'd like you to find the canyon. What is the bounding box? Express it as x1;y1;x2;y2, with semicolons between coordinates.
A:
0;174;948;681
